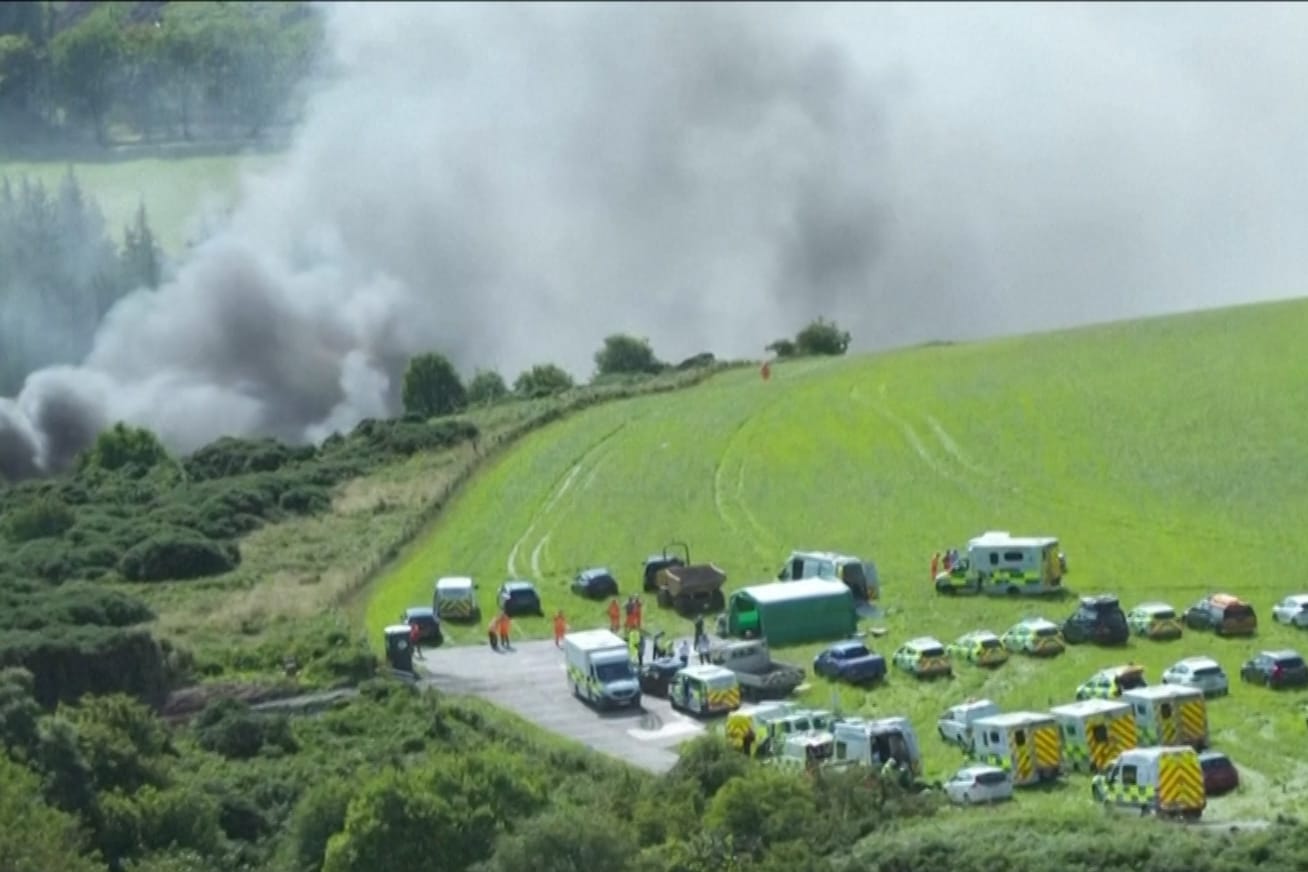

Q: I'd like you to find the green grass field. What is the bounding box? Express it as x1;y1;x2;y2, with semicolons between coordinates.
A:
0;153;275;255
366;297;1308;820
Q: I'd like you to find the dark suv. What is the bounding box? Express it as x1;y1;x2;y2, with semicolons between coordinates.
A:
498;580;544;617
1184;594;1257;637
401;606;444;646
1240;649;1308;689
1061;595;1129;646
571;568;619;599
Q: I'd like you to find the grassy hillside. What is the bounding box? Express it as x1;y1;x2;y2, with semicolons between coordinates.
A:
367;296;1308;821
0;153;273;254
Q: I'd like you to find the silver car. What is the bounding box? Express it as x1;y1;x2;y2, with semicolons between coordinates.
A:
1271;595;1308;628
1160;656;1229;697
944;765;1013;805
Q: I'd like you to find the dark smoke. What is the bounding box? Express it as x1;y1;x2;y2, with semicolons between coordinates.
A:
3;2;1308;481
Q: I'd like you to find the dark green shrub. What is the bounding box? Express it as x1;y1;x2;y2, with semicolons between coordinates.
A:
119;533;239;582
4;495;76;541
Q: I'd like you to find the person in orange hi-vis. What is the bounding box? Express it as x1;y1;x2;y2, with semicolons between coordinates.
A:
497;611;512;651
553;610;568;647
760;359;772;381
632;597;643;631
930;551;940;581
608;598;621;633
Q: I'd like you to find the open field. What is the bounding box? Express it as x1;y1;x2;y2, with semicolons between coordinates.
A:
366;297;1308;821
0;152;277;255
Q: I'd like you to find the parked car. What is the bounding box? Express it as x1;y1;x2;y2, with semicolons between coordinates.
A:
1183;594;1257;637
401;606;444;646
572;568;619;599
638;659;685;698
1125;602;1183;640
1240;649;1308;689
1160;656;1229;698
943;765;1013;805
1076;664;1147;700
891;637;953;679
937;698;1001;751
1197;750;1240;796
946;630;1009;667
813;640;887;685
999;618;1065;657
1271;595;1308;628
498;580;544;617
1062;595;1129;646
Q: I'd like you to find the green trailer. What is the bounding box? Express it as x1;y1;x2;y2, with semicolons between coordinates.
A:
724;579;857;647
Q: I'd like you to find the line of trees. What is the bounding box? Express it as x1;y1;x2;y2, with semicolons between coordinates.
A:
0;169;161;393
0;1;323;149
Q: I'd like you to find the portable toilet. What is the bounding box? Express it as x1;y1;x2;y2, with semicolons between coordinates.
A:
1121;685;1208;749
384;624;414;672
970;711;1063;785
1050;698;1138;773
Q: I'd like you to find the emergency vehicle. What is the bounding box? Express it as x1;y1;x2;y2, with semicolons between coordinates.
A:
1000;617;1065;656
668;665;741;716
1049;698;1137;773
968;712;1063;786
831;716;923;775
892;637;952;678
1075;664;1146;700
946;630;1009;667
934;531;1066;597
1121;685;1208;749
1091;746;1206;820
1126;602;1183;640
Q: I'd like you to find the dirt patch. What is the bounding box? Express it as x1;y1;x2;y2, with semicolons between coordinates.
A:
159;681;301;724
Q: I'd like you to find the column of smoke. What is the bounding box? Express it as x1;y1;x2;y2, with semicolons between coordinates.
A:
3;2;1308;483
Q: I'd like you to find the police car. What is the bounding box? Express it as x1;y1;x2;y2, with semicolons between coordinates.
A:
1125;602;1183;640
946;630;1009;667
999;618;1065;657
892;637;953;679
1076;664;1147;700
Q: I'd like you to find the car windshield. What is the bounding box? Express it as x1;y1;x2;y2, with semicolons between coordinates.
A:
595;662;633;682
1275;656;1305;669
842;563;869;587
1200;755;1230;769
920;646;945;658
1192;666;1222;678
508;589;535;599
1034;627;1058;637
979;638;1000;649
1224;604;1254;619
1117;671;1145;690
974;770;1008;786
838;645;869;659
1150;609;1175;620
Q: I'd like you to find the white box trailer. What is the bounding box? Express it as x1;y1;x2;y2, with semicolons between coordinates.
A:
563;629;642;710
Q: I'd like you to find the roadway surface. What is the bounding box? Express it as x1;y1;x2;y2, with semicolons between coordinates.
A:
417;638;707;774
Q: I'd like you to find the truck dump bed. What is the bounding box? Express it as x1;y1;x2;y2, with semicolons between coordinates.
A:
657;563;727;612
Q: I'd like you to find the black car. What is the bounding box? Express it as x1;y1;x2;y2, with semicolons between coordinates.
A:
1061;595;1129;646
1197;750;1240;796
1240;649;1308;689
638;658;686;697
498;580;544;617
572;568;619;599
401;606;444;646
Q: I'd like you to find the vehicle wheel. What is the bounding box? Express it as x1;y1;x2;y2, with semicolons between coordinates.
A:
657;589;672;608
711;591;726;611
1007;587;1020;596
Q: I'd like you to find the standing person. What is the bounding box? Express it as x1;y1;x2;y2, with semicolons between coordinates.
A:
487;614;500;651
497;611;512;651
628;628;641;666
409;621;423;657
677;638;690;666
553;610;568;648
693;615;705;646
930;551;940;580
633;596;644;631
608;598;621;633
696;632;711;665
624;596;636;632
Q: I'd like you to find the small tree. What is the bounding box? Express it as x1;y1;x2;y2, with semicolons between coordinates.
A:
513;364;574;399
80;422;169;473
401;353;467;418
794;318;851;357
594;334;663;377
765;339;797;359
466;369;508;406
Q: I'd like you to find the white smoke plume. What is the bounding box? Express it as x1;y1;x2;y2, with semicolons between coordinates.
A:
3;1;1308;481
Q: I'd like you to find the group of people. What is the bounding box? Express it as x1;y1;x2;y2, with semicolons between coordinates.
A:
607;596;645;633
929;548;962;579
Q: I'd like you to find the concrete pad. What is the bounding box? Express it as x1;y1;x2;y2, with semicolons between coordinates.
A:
417;639;706;774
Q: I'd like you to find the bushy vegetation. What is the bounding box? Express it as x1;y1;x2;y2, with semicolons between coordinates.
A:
767;317;852;358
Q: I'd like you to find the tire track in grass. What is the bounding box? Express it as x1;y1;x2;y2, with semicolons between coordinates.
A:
529;442;620;580
717;390;794;568
506;421;628;578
